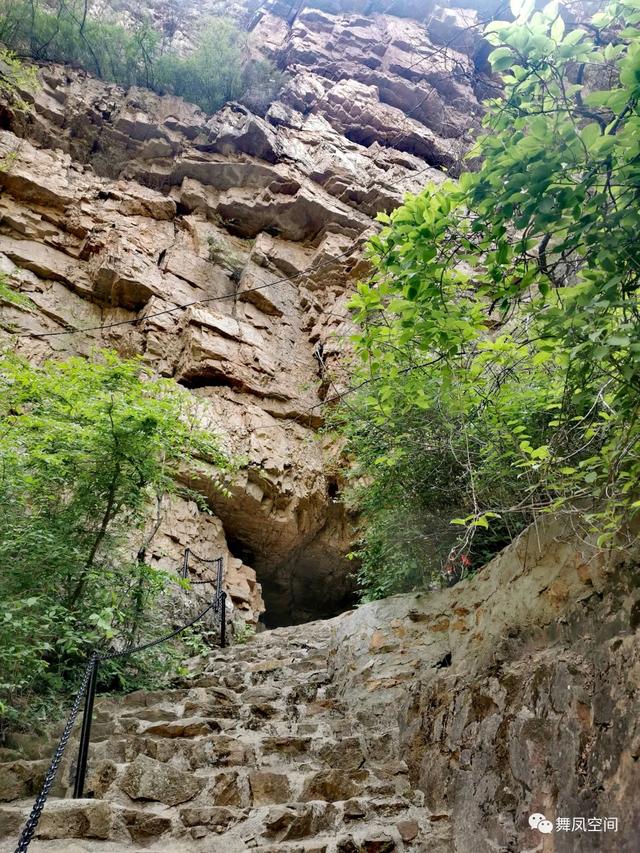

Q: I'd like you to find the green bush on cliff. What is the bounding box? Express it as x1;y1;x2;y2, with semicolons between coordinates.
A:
0;0;282;114
153;18;284;115
0;45;37;108
338;0;640;598
0;350;234;734
0;0;160;88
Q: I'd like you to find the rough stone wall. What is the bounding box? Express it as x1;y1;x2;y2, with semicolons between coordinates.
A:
0;520;637;851
0;0;491;626
326;520;640;851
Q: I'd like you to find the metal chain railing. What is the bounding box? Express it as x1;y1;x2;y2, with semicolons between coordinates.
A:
14;655;97;853
100;595;224;662
13;549;227;853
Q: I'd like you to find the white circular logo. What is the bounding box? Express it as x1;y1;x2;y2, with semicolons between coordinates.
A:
538;819;554;834
529;813;546;829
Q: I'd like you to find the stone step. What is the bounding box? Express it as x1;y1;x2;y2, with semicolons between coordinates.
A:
82;726;396;776
77;753;411;804
0;624;434;853
0;799;173;845
251;833;406;853
30;721;402;804
1;794;425;849
0;759;51;803
82;709;345;740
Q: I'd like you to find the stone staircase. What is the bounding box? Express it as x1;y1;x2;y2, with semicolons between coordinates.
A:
0;620;431;853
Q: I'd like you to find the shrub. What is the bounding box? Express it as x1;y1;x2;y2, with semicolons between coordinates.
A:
0;271;35;309
0;0;283;115
0;350;234;734
0;45;38;107
154;18;247;114
339;0;640;599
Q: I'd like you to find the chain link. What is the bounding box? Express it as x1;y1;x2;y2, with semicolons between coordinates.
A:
188;552;222;565
14;550;226;851
14;655;97;853
99;592;224;661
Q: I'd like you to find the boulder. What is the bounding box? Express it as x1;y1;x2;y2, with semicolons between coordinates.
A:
248;770;292;805
120;754;202;806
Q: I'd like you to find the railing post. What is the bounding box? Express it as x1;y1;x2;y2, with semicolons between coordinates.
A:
215;557;225;648
182;547;190;580
219;591;227;648
215;556;223;594
73;654;99;799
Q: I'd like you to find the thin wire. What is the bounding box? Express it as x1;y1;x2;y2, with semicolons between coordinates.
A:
234;353;448;437
11;5;502;343
16;245;361;339
6;7;509;451
11;4;404;344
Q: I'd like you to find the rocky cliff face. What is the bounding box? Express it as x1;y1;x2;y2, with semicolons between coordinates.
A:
2;6;638;849
0;0;490;626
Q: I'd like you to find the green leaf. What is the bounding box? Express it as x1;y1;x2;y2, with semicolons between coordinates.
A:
580;122;602;147
489;47;515;71
510;0;535;21
562;28;584;47
550;14;565;42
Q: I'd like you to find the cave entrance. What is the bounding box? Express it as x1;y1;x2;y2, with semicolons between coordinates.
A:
259;570;358;629
226;534;358;629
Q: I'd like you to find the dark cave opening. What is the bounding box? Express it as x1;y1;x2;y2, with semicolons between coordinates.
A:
225;532;357;630
259;576;358;630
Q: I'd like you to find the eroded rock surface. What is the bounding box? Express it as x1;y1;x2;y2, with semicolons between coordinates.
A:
0;0;490;624
329;522;640;852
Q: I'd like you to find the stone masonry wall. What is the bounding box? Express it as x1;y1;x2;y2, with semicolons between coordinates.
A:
326;520;640;851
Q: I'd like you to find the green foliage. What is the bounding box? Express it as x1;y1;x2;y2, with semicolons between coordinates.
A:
177;626;211;658
0;271;35;310
340;0;640;598
0;350;233;733
0;48;38;172
0;44;37;108
232;619;255;645
206;235;245;278
0;1;282;115
154;19;284;115
0;0;159;88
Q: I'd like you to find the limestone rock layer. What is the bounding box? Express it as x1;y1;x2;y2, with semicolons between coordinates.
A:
0;0;489;625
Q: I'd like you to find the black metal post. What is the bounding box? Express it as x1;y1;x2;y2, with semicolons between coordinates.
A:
73;655;99;799
182;547;190;580
215;556;223;594
219;591;227;648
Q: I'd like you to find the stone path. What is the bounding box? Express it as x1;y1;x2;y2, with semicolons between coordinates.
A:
0;620;430;852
